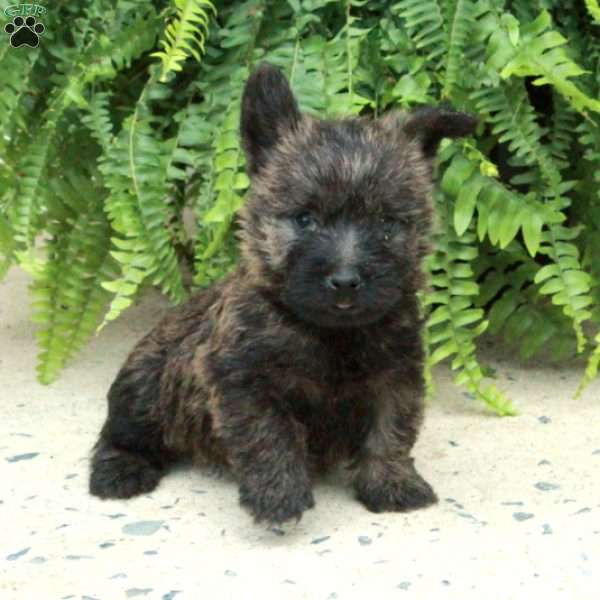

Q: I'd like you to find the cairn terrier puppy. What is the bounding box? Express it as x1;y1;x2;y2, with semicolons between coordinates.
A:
89;63;477;524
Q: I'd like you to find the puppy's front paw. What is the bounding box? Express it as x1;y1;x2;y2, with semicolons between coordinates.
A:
90;445;162;499
239;473;315;524
356;469;437;513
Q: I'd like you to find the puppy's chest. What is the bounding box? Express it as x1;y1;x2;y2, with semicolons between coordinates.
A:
287;332;406;394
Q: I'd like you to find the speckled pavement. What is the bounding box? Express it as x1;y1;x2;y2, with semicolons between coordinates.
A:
2;267;599;600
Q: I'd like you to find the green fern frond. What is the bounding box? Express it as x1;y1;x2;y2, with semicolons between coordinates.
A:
500;11;600;114
28;170;117;383
8;73;94;248
442;0;477;100
577;333;600;397
548;93;578;172
0;214;15;281
8;123;55;247
475;243;577;361
440;151;563;256
194;93;249;285
425;198;516;416
578;118;600;217
55;9;160;85
152;0;216;82
7;8;160;251
99;77;187;326
470;81;594;345
81;92;114;154
535;226;593;352
33;211;116;384
393;0;446;66
341;0;371;112
290;9;370;116
585;0;600;25
177;100;238;286
376;17;434;109
578;117;600;326
108;10;162;72
419;297;435;399
99;238;155;325
200;104;248;238
189;0;266;285
0;49;39;153
254;2;299;75
473;81;561;188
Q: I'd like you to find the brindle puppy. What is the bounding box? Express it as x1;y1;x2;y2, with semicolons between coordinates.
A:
89;63;477;524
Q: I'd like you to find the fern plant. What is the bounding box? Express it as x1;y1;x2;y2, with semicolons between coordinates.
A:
152;0;216;81
1;0;600;413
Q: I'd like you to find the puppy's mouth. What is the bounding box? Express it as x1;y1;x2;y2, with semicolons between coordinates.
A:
325;298;380;324
282;297;385;328
333;301;360;312
280;279;398;328
323;304;383;328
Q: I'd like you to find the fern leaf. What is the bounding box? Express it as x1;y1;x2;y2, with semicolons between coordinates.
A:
0;214;15;281
8;123;55;246
175;100;239;286
109;10;162;72
576;333;600;397
188;1;266;285
99;237;155;324
585;0;600;25
82;92;114;155
152;0;217;82
30;172;117;383
419;297;435;399
548;93;578;173
0;49;39;153
440;151;563;255
393;0;446;66
283;28;371;118
194;92;249;284
471;80;594;344
578;116;600;325
6;8;160;251
473;81;561;188
99;77;187;326
426;197;516;416
442;0;477;100
500;11;600;114
288;5;370;116
475;243;577;361
535;227;593;352
34;214;116;384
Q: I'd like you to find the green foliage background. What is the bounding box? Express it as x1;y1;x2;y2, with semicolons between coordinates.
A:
1;0;600;413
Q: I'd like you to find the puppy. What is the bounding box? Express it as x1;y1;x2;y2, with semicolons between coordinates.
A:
89;63;477;524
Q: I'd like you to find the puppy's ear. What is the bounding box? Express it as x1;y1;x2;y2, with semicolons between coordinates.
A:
241;63;301;175
402;106;478;158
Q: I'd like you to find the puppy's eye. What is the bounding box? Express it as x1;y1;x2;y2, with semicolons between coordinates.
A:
295;212;317;230
380;216;399;235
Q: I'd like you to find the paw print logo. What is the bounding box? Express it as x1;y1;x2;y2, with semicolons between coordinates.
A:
4;15;45;48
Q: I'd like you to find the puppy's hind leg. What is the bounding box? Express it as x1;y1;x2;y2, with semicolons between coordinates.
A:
89;361;172;499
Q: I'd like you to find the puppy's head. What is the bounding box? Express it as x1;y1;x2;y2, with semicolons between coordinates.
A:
237;63;477;328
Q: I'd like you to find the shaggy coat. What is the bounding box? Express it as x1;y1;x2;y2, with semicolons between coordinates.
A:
89;63;477;524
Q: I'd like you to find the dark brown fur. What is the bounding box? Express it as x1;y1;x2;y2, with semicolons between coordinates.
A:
89;64;477;524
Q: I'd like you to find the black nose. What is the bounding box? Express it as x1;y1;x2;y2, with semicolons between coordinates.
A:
325;268;362;291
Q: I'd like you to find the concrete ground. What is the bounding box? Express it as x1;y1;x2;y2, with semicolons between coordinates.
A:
1;266;599;600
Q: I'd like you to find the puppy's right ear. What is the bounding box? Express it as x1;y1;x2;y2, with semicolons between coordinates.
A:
241;63;301;175
402;106;478;158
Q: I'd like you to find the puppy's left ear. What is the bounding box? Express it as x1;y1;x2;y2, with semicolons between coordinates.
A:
403;107;478;158
241;62;301;175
